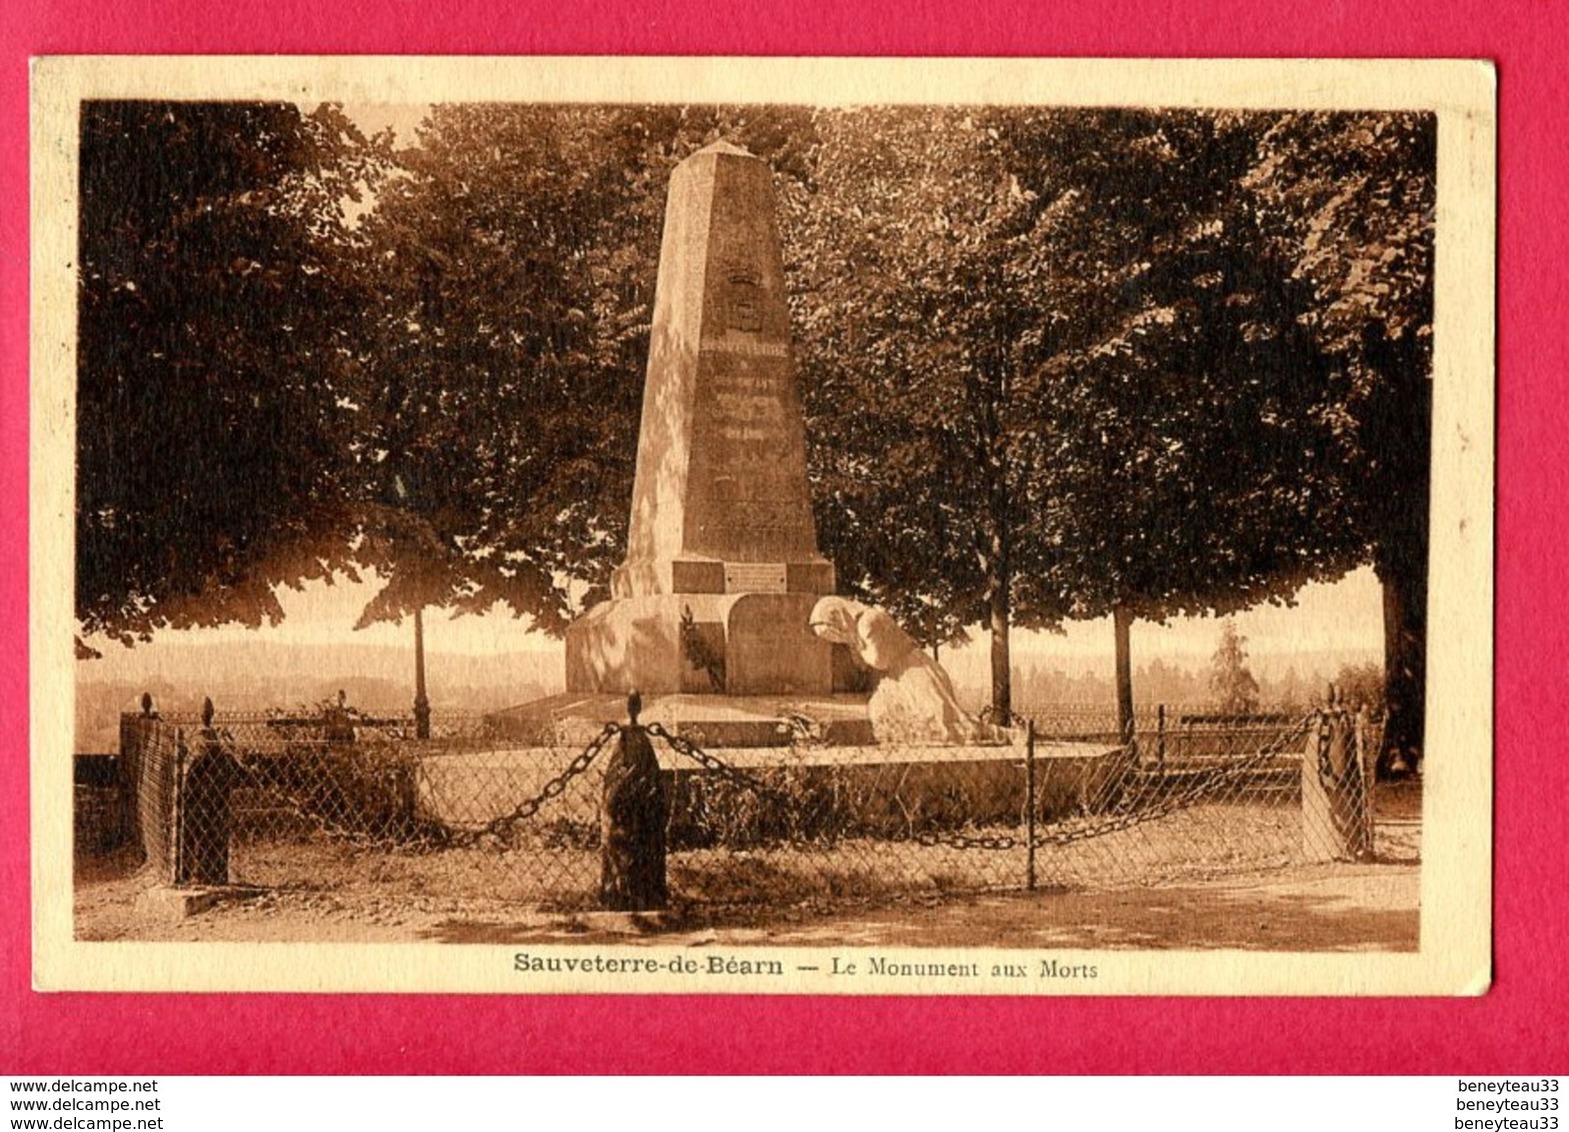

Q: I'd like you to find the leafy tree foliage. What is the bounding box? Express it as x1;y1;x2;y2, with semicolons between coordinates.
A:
791;107;1390;729
992;109;1373;737
1333;660;1387;714
77;101;824;652
348;104;819;634
76;101;388;654
789;108;1068;717
78;102;1432;772
1246;112;1435;772
347;105;653;632
1004;112;1363;609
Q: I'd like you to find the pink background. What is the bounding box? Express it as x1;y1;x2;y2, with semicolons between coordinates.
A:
3;1;1558;1074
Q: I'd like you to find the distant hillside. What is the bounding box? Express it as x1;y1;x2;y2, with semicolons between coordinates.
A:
75;634;1382;752
942;643;1379;698
74;640;565;752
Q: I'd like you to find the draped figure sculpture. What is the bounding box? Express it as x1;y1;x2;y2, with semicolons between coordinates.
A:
808;596;985;744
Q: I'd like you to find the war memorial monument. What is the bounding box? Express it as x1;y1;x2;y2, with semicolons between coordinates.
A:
501;141;985;748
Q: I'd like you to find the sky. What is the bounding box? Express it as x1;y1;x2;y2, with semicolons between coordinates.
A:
340;102;428;144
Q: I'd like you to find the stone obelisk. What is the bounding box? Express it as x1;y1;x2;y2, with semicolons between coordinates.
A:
565;141;837;697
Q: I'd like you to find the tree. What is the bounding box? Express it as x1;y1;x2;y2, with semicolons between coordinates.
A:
788;107;1381;734
1333;660;1386;714
76;101;389;654
1273;664;1308;711
348;105;659;635
1208;620;1261;714
1246;112;1436;772
349;104;822;638
985;109;1365;739
788;108;1071;720
1008;109;1432;758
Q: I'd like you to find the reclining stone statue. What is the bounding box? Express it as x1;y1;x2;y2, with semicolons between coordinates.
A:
808;596;987;744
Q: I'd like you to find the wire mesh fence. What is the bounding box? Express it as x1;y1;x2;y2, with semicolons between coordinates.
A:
107;696;1397;910
1019;702;1385;886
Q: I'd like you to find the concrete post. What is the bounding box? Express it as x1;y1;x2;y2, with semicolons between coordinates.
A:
1301;697;1376;863
599;692;669;910
176;696;241;886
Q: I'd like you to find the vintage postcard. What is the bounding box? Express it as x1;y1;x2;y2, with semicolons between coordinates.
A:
31;56;1494;995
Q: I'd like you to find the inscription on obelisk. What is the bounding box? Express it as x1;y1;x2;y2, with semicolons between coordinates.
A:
614;140;835;599
564;141;837;696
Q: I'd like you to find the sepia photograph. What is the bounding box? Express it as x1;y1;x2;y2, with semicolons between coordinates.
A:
30;57;1495;995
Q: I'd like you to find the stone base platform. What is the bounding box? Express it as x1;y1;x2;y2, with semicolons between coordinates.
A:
414;734;1128;832
474;693;1128;834
487;691;878;748
564;592;846;697
135;884;265;920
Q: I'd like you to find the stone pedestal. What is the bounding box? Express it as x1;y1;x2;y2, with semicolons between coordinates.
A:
489;691;878;750
567;592;834;696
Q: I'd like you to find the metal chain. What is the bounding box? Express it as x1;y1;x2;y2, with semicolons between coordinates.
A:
1029;712;1315;849
185;712;1315;857
1316;709;1335;785
917;712;1027;849
917;829;1020;851
443;722;622;848
652;719;1007;851
649;715;1311;853
651;723;1023;851
643;722;798;810
915;714;1314;852
977;705;1029;729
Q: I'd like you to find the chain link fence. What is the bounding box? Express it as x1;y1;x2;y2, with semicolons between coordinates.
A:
1010;702;1389;886
106;696;1398;910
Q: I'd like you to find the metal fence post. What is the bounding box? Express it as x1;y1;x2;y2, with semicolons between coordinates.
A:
1025;719;1037;892
1157;704;1166;773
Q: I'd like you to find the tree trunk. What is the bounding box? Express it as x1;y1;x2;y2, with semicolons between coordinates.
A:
1361;324;1431;778
413;605;431;740
1379;567;1427;776
988;535;1012;722
1113;604;1135;748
